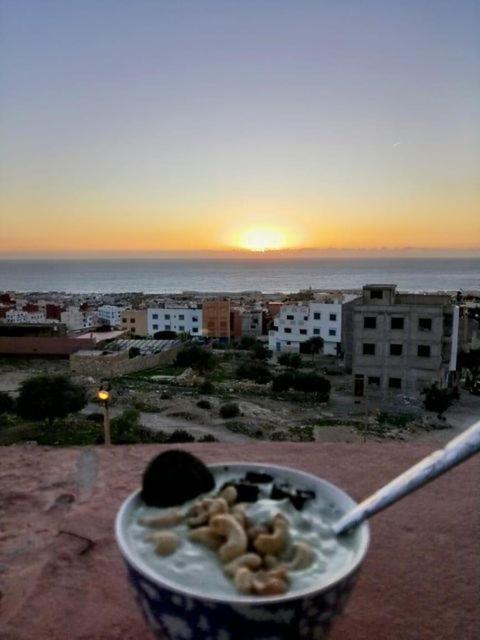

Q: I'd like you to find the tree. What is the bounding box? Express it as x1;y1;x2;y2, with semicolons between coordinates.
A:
16;375;86;425
236;359;272;384
175;345;216;372
272;371;296;392
278;352;302;369
0;391;15;414
292;373;331;398
110;408;141;444
220;402;240;418
301;337;324;360
251;342;272;361
422;383;455;415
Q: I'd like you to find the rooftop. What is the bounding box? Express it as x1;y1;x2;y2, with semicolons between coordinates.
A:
1;443;478;640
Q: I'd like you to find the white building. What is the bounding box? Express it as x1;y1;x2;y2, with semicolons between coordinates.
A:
5;309;46;324
61;306;96;331
97;305;123;328
268;302;342;356
147;307;203;336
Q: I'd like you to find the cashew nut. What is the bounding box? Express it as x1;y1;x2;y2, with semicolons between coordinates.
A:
187;498;215;527
263;554;280;570
210;514;248;563
146;531;180;556
286;541;315;571
224;553;263;578
253;514;289;556
251;569;289;596
233;566;253;594
139;508;183;529
208;497;229;520
219;485;237;506
188;526;224;550
231;504;248;528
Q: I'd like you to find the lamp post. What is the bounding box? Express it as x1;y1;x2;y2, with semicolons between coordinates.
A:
97;383;111;446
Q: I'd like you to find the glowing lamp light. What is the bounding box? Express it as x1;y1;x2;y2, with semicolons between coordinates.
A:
97;389;110;402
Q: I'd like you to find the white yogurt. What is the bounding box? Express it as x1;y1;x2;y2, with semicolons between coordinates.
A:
126;467;358;599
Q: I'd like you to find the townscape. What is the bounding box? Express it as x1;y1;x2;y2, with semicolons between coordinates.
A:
1;284;479;448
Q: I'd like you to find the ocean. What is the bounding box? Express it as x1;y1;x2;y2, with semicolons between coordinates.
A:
0;258;478;294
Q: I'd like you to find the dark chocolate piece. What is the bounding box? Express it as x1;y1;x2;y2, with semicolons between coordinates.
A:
270;483;316;511
221;481;260;503
141;450;215;507
244;471;274;484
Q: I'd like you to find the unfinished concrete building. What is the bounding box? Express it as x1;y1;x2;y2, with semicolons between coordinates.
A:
342;284;459;398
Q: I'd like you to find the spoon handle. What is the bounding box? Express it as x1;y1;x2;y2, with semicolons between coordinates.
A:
333;419;480;535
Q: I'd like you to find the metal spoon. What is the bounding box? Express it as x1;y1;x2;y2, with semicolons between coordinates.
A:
333;419;480;535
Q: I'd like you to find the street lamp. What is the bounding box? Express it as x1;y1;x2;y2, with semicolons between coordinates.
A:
97;382;112;445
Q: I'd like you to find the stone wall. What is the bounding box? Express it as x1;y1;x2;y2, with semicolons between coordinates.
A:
70;345;180;378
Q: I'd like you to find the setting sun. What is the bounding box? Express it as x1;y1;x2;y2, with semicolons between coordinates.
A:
237;227;287;252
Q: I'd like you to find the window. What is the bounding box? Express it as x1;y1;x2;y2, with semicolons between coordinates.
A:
390;344;403;356
389;377;402;389
368;376;381;386
329;313;337;321
391;317;404;330
419;318;432;331
130;318;135;323
192;328;198;333
417;345;431;357
300;329;307;335
313;328;320;335
165;314;170;319
313;312;321;320
179;314;185;320
273;325;278;331
304;316;308;321
284;328;292;334
192;316;198;322
152;313;158;319
286;314;294;320
363;343;376;355
364;316;376;329
370;289;383;299
122;318;127;323
165;325;171;330
179;326;185;332
329;329;336;336
286;341;291;345
152;324;158;330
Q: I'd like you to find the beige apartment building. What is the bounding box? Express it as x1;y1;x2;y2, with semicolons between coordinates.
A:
202;299;230;341
121;309;148;337
342;285;459;398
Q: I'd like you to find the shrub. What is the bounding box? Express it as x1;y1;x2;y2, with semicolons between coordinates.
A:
288;425;315;442
236;359;272;384
85;412;104;423
251;342;272;361
269;430;288;441
168;429;195;443
16;375;87;425
422;384;455;415
237;336;257;350
128;346;141;358
198;434;218;442
175;345;216;372
111;408;141;444
272;371;296;392
0;391;15;414
300;337;324;358
198;379;215;394
220;402;240;419
278;353;302;369
292;373;331;397
197;399;212;410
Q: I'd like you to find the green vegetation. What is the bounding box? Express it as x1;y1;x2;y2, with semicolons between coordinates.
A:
278;353;302;369
198;434;218;442
236;359;272;384
175;345;216;372
300;337;324;359
271;371;331;399
198;379;215;394
220;402;241;418
0;391;15;415
197;399;212;410
16;375;86;426
422;384;456;415
377;412;416;429
110;408;142;444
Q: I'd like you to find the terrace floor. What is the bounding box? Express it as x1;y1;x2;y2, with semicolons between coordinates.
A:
0;443;478;640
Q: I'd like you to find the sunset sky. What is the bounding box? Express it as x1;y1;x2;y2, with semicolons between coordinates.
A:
1;1;479;257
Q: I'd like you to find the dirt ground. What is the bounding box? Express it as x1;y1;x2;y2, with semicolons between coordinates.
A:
2;357;479;446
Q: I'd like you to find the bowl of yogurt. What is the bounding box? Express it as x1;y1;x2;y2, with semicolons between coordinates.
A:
115;456;370;640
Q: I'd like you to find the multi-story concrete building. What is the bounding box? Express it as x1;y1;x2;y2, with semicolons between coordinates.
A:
268;302;342;355
61;306;96;331
147;307;202;336
342;284;459;398
202;299;230;341
97;305;123;328
230;307;264;339
121;309;148;337
4;309;47;324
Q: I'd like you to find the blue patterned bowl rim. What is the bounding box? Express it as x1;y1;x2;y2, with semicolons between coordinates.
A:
115;462;370;605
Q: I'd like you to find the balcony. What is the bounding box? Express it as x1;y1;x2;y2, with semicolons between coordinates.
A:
0;442;477;639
